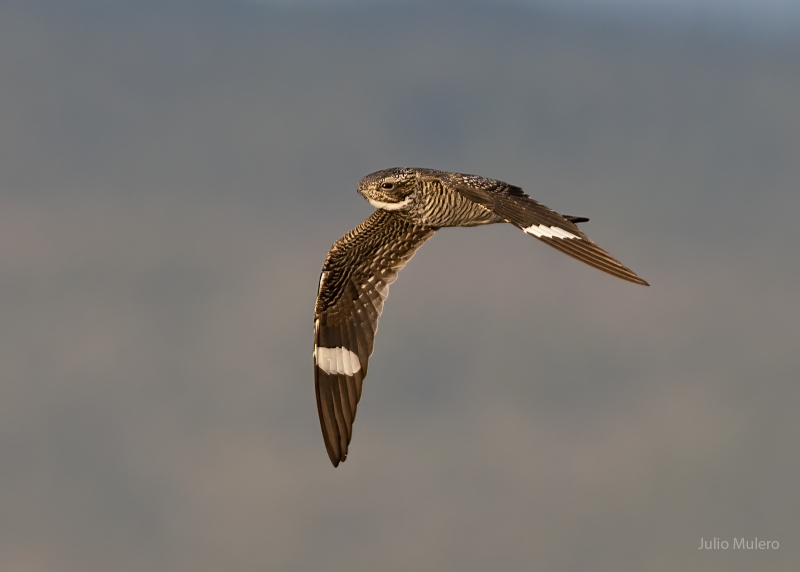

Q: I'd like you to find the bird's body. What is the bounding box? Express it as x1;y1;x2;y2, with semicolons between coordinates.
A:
370;168;502;227
314;168;648;466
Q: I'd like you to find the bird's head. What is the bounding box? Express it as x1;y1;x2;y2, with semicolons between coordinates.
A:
357;168;418;212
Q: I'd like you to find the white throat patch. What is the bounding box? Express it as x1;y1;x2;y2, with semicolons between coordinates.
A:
315;346;362;376
367;196;412;211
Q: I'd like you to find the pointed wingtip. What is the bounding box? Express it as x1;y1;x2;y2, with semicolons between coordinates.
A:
329;450;346;467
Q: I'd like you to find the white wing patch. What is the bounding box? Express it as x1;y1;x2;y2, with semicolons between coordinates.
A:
315;346;362;376
318;271;329;294
523;224;580;239
367;196;412;211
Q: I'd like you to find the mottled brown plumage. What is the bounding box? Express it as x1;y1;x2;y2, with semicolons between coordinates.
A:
314;168;648;466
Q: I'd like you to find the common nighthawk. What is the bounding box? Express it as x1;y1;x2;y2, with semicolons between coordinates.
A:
314;168;648;466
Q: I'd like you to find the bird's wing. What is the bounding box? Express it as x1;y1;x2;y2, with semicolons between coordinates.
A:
314;210;436;466
444;173;648;285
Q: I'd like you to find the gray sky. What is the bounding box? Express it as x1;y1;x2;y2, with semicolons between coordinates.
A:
1;2;798;571
251;0;800;21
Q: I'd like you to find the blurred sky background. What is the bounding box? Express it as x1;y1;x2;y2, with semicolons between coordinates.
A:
1;1;799;571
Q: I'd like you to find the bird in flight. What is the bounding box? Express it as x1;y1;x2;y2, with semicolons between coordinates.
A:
314;168;648;466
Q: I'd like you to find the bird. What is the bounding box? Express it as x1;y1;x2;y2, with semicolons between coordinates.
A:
314;167;648;466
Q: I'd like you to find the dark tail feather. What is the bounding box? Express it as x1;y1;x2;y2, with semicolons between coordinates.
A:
564;215;589;224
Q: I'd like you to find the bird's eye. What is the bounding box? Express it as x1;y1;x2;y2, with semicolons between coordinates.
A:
381;182;394;190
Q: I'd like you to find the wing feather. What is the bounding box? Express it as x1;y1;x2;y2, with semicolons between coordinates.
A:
445;173;648;286
314;210;435;466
